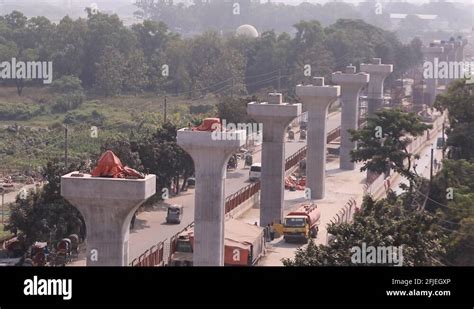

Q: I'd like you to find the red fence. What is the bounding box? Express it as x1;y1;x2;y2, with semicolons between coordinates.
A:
327;127;341;144
225;181;260;214
130;241;165;267
285;146;307;171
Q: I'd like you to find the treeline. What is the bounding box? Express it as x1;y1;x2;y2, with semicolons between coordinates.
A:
136;0;472;40
0;10;422;100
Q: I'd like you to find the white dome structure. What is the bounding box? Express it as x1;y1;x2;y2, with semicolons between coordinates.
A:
236;24;259;38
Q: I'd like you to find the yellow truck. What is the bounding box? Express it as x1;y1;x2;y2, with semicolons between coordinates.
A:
283;202;320;243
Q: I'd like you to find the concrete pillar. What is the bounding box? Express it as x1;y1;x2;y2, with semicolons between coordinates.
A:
455;38;468;62
247;93;301;226
61;173;156;266
360;58;393;116
422;45;444;106
440;42;454;86
296;78;340;199
177;127;246;266
332;65;370;170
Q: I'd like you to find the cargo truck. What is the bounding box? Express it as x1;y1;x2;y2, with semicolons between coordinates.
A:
283;202;320;243
170;219;265;266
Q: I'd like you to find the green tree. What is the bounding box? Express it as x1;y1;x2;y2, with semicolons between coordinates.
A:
283;195;445;266
94;46;125;97
123;50;148;95
290;20;334;87
350;109;432;192
138;122;194;198
51;16;88;78
435;79;474;160
217;96;256;124
428;159;474;265
51;75;85;112
6;160;85;248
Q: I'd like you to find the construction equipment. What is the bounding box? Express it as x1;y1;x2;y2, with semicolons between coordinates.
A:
170;219;265;266
283;202;320;243
91;151;144;179
192;118;221;132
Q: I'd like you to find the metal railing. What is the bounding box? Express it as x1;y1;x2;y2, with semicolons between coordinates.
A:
225;181;260;214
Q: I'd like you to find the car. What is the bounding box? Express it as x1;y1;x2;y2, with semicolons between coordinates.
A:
249;163;261;181
187;177;196;188
436;137;445;149
166;204;184;224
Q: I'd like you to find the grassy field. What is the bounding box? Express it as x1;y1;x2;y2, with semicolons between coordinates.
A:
0;86;219;172
0;223;12;240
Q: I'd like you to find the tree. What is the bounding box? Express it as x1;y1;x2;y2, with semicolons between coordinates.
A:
217;96;256;124
426;159;474;266
100;137;143;171
349;109;432;192
283;195;445;266
6;159;85;248
94;46;125;97
51;16;88;78
123;50;148;95
138;122;194;198
290;20;334;88
51;75;85;112
435;79;474;160
82;11;136;88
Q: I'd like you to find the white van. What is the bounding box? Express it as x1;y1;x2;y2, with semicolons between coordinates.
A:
249;163;261;181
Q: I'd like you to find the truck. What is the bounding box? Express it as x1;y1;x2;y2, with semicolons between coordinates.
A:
169;219;265;266
283;202;321;243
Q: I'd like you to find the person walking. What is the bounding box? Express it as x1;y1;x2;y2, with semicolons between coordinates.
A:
265;224;271;242
269;222;275;241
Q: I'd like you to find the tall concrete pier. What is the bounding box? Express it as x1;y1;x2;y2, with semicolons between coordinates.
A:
177;127;245;266
248;93;301;226
440;42;454;86
454;38;468;62
422;44;444;106
332;65;370;170
360;58;393;116
61;173;156;266
296;78;340;199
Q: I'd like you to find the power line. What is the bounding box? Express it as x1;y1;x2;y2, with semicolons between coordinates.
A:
414;189;474;212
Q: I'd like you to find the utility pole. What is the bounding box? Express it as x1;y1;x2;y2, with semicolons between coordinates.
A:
64;124;69;169
164;95;168;123
442;122;446;159
278;69;281;93
430;146;434;183
1;188;4;226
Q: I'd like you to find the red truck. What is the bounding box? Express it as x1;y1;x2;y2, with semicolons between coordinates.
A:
170;219;265;266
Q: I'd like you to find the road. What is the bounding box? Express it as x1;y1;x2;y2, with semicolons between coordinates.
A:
70;111;342;265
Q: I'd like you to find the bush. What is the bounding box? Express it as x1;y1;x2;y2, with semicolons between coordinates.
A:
52;92;85;113
0;102;40;121
64;110;106;126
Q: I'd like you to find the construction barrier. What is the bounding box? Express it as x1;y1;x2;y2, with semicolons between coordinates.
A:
130;241;165;267
225;181;260;214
